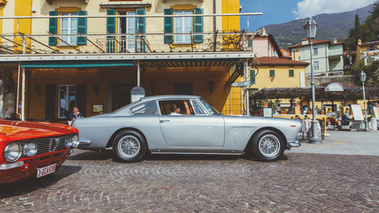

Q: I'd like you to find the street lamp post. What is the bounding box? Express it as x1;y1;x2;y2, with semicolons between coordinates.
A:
360;71;369;131
304;17;322;143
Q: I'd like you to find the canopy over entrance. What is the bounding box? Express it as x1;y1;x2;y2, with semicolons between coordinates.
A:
250;86;379;101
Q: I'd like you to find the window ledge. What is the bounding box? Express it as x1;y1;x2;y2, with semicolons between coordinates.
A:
57;45;78;47
99;1;152;8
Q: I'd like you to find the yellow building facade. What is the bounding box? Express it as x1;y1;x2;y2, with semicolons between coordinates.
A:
0;0;251;121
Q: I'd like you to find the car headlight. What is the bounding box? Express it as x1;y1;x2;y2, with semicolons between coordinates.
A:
71;135;79;149
65;137;73;149
4;142;22;162
23;142;38;157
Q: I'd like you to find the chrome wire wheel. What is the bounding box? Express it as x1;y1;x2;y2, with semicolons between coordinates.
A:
117;135;141;159
258;134;281;158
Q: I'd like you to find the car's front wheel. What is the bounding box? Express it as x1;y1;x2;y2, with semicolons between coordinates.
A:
112;130;147;163
250;130;284;161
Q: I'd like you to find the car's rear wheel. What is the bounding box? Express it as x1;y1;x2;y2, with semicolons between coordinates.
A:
250;130;284;162
112;130;147;163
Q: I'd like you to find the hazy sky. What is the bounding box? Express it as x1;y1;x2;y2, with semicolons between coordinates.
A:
240;0;375;31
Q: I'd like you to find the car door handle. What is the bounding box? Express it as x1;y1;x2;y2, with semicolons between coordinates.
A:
160;120;170;123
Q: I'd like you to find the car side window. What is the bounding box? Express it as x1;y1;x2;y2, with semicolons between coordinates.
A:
159;100;194;115
131;101;158;116
190;100;207;115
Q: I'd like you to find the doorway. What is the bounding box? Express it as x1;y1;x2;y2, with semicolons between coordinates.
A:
111;83;134;111
108;80;136;112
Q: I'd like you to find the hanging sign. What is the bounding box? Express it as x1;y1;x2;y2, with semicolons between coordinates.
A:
231;81;252;87
373;107;379;120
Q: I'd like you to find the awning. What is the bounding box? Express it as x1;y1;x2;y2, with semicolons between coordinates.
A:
140;59;239;68
20;60;135;68
99;1;152;8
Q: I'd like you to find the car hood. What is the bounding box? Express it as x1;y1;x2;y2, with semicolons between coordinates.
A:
0;120;78;142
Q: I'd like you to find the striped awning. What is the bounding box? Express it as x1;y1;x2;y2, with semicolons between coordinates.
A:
140;59;238;68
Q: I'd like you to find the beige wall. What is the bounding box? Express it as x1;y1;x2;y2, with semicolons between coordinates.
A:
0;0;228;53
251;65;306;89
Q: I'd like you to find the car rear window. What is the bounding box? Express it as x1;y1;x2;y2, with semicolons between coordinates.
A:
131;101;158;116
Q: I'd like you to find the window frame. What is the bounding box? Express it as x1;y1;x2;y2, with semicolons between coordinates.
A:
118;11;137;53
59;12;78;46
58;84;76;119
289;69;294;77
313;47;318;55
174;10;193;44
313;61;319;70
270;70;275;78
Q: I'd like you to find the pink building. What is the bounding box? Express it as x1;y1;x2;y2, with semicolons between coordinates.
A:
251;28;282;58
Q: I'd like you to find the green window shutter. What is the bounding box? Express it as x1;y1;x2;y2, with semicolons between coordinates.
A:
193;8;203;43
77;10;87;45
289;69;294;77
164;8;173;43
106;9;116;53
136;9;146;53
250;70;256;84
76;84;87;116
48;11;58;46
270;70;275;78
45;84;56;121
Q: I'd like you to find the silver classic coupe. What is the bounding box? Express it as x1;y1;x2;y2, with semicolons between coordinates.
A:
73;95;302;162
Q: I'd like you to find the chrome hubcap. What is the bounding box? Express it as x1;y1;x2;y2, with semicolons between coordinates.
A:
258;134;280;157
118;135;140;158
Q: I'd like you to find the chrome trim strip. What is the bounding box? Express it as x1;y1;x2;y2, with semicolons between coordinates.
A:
150;152;242;156
79;140;92;145
0;161;24;170
288;140;301;149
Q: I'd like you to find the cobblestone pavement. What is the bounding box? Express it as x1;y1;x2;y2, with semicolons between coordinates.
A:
1;150;378;212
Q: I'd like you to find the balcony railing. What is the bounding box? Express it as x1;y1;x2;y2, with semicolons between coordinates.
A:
0;13;261;55
328;49;342;57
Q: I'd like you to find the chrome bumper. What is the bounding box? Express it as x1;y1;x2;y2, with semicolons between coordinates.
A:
79;139;92;146
288;140;301;149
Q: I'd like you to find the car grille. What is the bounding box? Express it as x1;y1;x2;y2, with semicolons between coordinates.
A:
19;134;73;159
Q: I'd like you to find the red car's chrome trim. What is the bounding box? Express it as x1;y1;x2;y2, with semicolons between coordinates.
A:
0;161;24;170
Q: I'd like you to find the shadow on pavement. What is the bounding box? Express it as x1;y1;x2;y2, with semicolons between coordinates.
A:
68;150;113;161
0;165;81;199
68;149;290;162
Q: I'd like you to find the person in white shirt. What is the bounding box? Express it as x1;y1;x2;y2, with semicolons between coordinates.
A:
170;101;191;115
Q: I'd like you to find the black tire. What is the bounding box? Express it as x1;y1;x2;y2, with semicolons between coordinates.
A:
249;130;284;162
112;130;147;163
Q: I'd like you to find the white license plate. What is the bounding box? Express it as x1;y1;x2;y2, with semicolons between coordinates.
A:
37;163;56;178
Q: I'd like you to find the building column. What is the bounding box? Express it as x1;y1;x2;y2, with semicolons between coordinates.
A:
0;0;7;44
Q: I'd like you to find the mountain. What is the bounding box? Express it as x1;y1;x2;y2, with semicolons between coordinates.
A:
262;4;374;50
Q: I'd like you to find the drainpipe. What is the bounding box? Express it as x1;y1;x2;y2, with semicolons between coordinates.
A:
137;61;140;86
16;63;21;119
213;0;216;51
213;0;216;32
21;68;26;121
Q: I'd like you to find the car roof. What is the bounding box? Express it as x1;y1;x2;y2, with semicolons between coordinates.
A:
140;95;201;102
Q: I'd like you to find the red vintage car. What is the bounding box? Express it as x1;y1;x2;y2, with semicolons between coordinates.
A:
0;120;79;184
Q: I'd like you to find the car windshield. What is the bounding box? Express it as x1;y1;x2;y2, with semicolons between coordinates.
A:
199;98;220;115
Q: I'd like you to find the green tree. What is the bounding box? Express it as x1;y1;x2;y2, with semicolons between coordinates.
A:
344;1;379;50
351;61;379;86
354;14;360;39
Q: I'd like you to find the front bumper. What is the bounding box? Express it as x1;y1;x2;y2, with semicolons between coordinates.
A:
78;139;92;149
287;140;301;149
0;149;72;184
